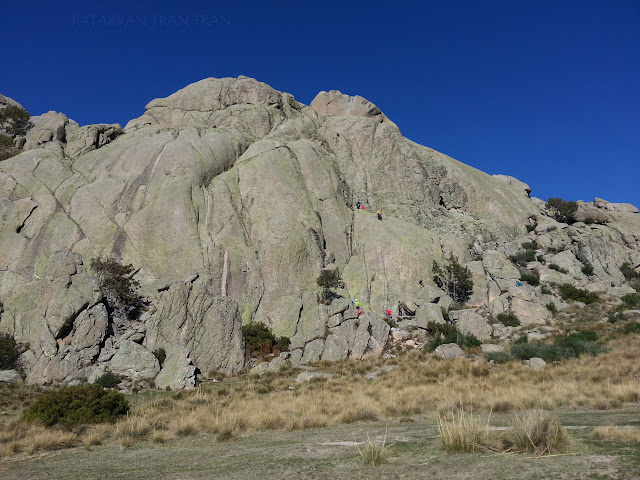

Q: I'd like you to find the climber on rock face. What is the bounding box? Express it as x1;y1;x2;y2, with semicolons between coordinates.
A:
356;200;361;210
377;210;382;220
354;299;360;317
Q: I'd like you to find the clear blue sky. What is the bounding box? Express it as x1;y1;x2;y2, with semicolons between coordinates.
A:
2;0;639;206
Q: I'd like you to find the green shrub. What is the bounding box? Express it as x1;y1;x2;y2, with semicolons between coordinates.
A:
522;241;537;251
622;322;640;334
433;253;474;304
520;272;540;286
620;293;640;310
152;348;166;367
510;250;536;266
549;264;568;274
0;333;20;370
242;323;290;359
316;268;344;303
485;352;513;364
510;343;574;363
581;263;594;276
510;331;606;362
496;312;520;327
554;331;607;357
541;286;552;295
426;322;480;351
547;198;578;224
91;257;146;319
620;263;640;282
94;371;121;389
608;312;626;324
526;223;537;232
23;385;129;427
0;106;33;136
558;284;600;304
546;302;557;314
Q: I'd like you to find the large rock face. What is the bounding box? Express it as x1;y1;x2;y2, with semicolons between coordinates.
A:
0;76;639;387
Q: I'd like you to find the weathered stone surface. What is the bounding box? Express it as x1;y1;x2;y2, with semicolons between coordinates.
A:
65;123;123;158
23;111;78;150
449;310;492;340
109;340;160;380
492;174;531;196
321;334;349;362
434;343;465;359
301;338;325;364
526;357;547;370
481;344;504;354
295;371;334;382
416;284;447;303
310;90;399;130
154;351;197;390
413;303;445;328
144;278;245;376
0;370;22;383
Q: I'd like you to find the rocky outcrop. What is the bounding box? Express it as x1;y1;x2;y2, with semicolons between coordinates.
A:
23;111;79;150
144;277;245;379
65;124;123;158
1;76;639;387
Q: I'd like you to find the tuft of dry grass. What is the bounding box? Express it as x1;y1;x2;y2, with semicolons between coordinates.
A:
24;428;77;455
592;426;640;442
115;414;152;440
355;429;393;466
437;408;492;453
504;410;570;456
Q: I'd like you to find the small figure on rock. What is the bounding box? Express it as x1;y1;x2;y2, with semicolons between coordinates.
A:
354;299;361;317
377;210;382;220
356;200;361;210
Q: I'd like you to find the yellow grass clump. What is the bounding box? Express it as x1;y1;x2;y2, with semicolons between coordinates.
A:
592;426;640;442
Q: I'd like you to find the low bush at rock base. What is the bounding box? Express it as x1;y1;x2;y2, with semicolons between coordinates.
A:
23;385;129;427
510;331;607;362
94;372;121;389
0;333;20;370
425;322;481;351
242;323;290;359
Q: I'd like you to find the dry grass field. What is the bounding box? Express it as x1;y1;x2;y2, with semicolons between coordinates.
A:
1;334;639;478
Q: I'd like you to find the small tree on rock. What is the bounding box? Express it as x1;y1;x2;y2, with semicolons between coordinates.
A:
0;106;33;137
316;268;344;303
91;257;146;320
433;253;473;304
547;198;578;224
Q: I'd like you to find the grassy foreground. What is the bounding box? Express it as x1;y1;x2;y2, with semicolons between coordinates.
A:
1;335;640;478
0;408;639;479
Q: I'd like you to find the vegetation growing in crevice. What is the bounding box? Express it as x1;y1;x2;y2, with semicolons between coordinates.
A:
557;284;600;304
547;197;578;224
91;257;146;320
496;312;520;327
316;268;344;304
433;253;473;304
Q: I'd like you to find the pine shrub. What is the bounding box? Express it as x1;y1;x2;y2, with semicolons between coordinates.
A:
433;253;474;304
